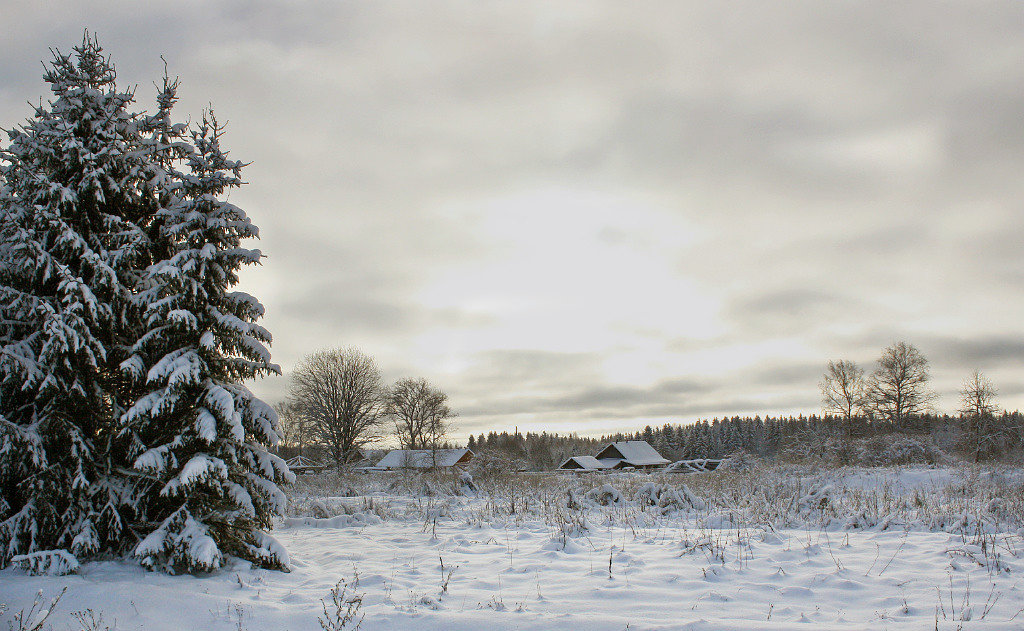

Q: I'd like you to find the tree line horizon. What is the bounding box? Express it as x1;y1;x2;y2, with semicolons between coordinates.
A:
277;340;1020;466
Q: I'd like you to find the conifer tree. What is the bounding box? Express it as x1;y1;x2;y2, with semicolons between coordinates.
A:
1;35;290;574
122;113;292;572
0;35;157;567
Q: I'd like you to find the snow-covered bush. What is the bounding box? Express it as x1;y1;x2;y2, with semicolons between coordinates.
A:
586;484;624;506
10;550;80;576
458;471;478;496
857;435;951;466
779;432;953;467
796;485;833;515
718;450;756;472
468;450;528;481
634;483;691;513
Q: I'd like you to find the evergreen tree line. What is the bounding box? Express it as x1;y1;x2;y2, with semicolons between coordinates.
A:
465;409;1023;471
467;341;1020;469
0;37;289;573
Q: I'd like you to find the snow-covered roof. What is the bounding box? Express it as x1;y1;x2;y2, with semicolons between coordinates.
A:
286;454;329;475
559;456;615;470
594;441;669;466
375;448;474;469
286;455;324;468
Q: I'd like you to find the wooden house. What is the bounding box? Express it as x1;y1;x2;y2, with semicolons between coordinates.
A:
558;440;669;471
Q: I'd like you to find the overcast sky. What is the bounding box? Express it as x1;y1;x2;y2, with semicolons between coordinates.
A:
3;1;1023;440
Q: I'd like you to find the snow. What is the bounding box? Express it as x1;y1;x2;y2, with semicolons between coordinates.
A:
3;514;1022;629
3;466;1024;629
134;512;224;572
375;449;473;469
175;454;229;489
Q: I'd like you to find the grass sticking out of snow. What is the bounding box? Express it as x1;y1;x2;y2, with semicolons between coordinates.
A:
3;464;1024;630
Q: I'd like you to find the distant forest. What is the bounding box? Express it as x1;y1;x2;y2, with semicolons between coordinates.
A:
279;411;1023;470
274;341;1022;470
463;411;1024;470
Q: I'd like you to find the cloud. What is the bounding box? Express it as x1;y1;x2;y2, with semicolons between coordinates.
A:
724;290;856;338
4;1;1024;438
450;349;823;436
924;335;1024;368
451;350;707;420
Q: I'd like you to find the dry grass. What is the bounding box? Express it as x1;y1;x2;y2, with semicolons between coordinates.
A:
284;462;1024;547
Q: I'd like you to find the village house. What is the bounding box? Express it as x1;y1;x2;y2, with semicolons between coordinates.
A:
558;440;669;471
558;455;616;471
370;448;475;471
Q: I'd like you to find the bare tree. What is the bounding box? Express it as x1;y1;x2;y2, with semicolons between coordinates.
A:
866;341;935;428
387;377;455;459
274;400;311;456
820;359;867;434
958;369;999;462
288;348;387;467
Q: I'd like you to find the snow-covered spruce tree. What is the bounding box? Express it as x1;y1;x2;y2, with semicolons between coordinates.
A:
0;36;160;568
122;112;293;573
1;35;291;574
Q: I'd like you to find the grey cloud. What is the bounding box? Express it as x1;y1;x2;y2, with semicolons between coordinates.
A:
454;349;604;396
999;383;1024;398
672;393;823;420
947;86;1024;165
459;383;820;430
251;373;288;407
924;335;1024;368
824;332;1024;371
652;378;708;396
456;365;714;424
279;294;411;336
6;1;1024;432
277;284;495;341
725;290;850;337
740;362;828;389
595;93;840;184
549;381;703;412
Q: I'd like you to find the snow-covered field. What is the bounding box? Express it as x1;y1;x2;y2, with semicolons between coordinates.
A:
3;466;1024;630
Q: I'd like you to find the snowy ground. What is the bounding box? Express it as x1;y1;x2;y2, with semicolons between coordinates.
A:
3;466;1024;630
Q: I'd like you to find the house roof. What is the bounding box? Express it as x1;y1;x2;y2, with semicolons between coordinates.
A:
286;455;324;468
594;441;669;466
559;455;615;470
375;448;474;469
